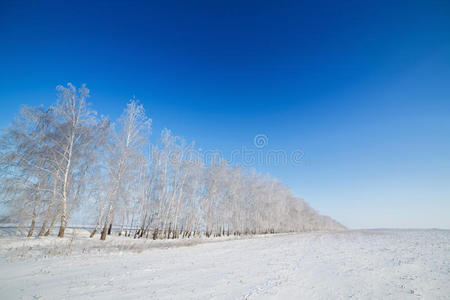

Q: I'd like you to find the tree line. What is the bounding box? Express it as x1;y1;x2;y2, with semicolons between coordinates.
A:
0;83;344;240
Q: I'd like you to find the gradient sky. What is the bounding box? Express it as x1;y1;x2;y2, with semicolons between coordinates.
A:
1;0;449;229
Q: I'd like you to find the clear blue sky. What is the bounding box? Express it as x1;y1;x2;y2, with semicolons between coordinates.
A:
1;0;449;228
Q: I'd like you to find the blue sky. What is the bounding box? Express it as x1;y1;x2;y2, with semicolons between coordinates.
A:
1;0;449;228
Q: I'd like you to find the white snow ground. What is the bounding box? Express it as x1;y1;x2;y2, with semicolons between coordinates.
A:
0;229;449;299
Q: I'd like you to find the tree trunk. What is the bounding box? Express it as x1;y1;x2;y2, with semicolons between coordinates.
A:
27;205;37;238
90;228;97;238
57;213;66;238
58;134;74;238
100;212;110;240
152;226;159;240
27;220;35;237
100;201;113;240
44;215;58;236
100;223;108;240
37;220;47;237
38;172;58;237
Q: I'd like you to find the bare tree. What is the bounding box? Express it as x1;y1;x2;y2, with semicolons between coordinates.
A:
0;83;345;241
100;100;150;240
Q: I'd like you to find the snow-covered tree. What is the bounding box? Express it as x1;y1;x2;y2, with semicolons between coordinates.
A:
0;83;345;241
99;100;150;240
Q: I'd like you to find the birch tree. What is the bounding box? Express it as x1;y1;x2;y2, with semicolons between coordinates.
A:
49;83;109;237
99;100;150;240
0;105;55;236
0;83;345;240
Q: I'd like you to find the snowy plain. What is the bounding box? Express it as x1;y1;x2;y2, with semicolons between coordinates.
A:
0;229;449;299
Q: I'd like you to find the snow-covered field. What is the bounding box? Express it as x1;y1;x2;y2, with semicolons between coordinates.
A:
0;229;449;299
